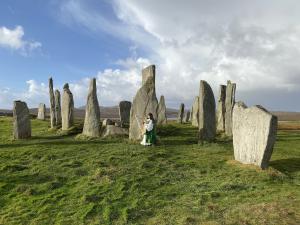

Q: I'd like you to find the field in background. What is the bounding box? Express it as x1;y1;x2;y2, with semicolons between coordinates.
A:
0;117;299;224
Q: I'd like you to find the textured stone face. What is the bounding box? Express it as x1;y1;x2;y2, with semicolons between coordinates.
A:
54;90;61;126
37;103;46;120
13;101;31;139
102;125;128;137
191;96;199;127
183;110;190;123
49;77;56;128
61;83;74;130
102;118;114;127
177;103;185;123
198;80;216;142
82;78;101;137
232;102;278;169
225;80;236;136
119;101;131;126
216;85;226;132
157;95;167;125
129;65;158;141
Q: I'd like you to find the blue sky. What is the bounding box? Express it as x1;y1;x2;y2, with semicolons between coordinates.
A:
1;0;300;111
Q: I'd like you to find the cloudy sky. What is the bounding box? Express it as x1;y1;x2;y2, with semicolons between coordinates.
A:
0;0;300;111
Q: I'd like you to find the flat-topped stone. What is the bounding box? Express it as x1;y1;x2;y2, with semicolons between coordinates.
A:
37;103;46;120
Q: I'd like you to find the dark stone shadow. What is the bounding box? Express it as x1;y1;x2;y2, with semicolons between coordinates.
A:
270;158;300;173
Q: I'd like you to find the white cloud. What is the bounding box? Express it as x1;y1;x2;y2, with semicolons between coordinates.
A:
0;25;41;54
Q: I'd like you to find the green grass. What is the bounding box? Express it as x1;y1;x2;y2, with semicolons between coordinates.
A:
0;116;299;225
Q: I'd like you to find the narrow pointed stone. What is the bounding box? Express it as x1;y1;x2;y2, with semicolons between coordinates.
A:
191;96;199;127
61;83;74;131
177;103;184;123
49;77;56;128
225;80;236;136
55;89;62;126
157;95;167;125
216;85;226;132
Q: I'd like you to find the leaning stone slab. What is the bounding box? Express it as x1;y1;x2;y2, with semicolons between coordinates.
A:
157;95;167;125
225;80;236;136
177;103;185;123
55;89;62;126
191;96;199;127
119;101;131;126
129;65;158;141
82;78;101;137
13;101;31;139
61;83;74;131
37;103;46;120
232;102;278;169
49;77;56;128
216;85;226;132
198;80;216;142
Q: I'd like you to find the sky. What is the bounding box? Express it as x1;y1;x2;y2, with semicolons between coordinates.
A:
0;0;300;111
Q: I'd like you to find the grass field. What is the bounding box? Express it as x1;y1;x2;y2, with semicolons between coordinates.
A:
0;116;299;225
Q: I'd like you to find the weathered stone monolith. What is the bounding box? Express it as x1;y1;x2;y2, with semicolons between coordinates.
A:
216;85;226;132
129;65;158;141
198;80;216;142
191;96;199;127
37;103;46;120
232;102;277;169
119;101;131;126
177;103;185;123
183;110;190;123
157;95;167;125
49;77;56;128
61;83;74;131
13;101;31;139
102;118;114;127
55;89;61;126
82;78;101;137
225;80;236;136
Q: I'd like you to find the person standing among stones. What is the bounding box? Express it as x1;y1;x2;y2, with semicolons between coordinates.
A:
140;113;156;146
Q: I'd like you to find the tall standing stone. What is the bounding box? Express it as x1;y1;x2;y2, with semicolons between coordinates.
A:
82;78;101;137
191;96;199;127
61;83;74;131
177;103;185;123
49;77;56;128
198;80;216;142
232;102;278;169
129;65;158;141
183;110;190;123
37;103;46;120
55;89;62;126
225;80;236;136
157;95;167;125
216;85;226;132
119;101;131;126
13;101;31;139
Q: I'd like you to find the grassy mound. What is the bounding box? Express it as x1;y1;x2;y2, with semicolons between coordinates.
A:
0;116;299;224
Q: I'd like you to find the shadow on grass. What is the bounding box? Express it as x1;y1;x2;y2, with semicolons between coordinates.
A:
270;158;300;173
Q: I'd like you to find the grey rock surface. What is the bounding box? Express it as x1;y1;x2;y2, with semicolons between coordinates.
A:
183;110;190;123
54;89;62;126
37;103;46;120
129;65;158;141
191;96;199;127
198;80;216;142
177;103;185;123
13;101;31;139
82;78;101;137
216;85;226;132
61;83;74;131
232;102;278;169
103;125;128;137
119;101;131;126
49;77;56;128
102;118;114;127
157;95;167;125
225;80;236;136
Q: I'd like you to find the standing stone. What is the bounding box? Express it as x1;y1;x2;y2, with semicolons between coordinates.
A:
232;102;278;169
49;77;56;128
55;89;62;126
225;80;236;136
82;78;101;137
183;110;190;123
129;65;158;141
61;83;74;131
191;96;199;127
119;101;131;126
13;101;31;139
198;80;216;142
177;103;185;123
216;85;226;132
37;103;46;120
157;95;167;125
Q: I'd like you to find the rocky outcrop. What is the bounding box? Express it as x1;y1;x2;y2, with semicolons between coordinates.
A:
198;80;216;142
13;101;31;139
129;65;158;141
82;78;101;137
61;83;74;131
232;102;278;169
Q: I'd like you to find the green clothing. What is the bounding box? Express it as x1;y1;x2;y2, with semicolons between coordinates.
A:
146;126;156;145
